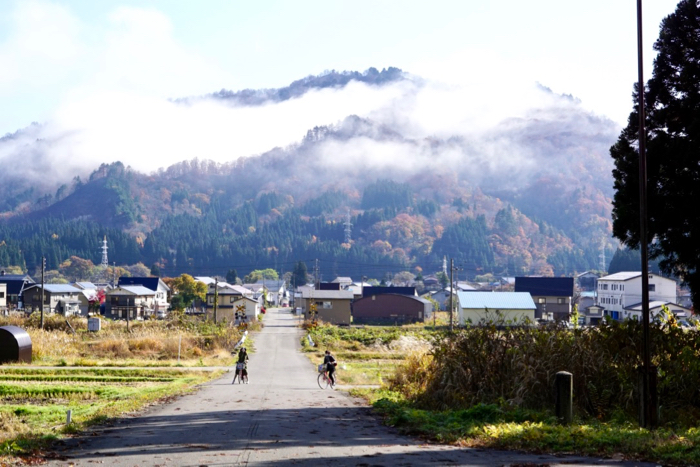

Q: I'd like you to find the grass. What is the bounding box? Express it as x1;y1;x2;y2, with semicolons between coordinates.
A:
0;367;222;463
349;389;700;465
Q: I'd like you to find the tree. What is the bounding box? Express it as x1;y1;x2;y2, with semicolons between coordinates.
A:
169;274;207;310
244;268;278;283
226;269;238;284
611;0;700;306
291;261;308;288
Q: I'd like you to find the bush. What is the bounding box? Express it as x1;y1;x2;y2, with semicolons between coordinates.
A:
388;319;700;426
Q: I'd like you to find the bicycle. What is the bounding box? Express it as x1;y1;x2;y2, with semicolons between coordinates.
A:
232;362;248;384
317;363;335;389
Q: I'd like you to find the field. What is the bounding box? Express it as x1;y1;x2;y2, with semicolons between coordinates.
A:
0;312;244;462
0;367;221;462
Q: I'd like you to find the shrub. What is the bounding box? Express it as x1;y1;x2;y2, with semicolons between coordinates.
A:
389;319;700;426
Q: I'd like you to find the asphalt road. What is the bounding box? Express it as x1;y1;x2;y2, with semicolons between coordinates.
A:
47;308;658;466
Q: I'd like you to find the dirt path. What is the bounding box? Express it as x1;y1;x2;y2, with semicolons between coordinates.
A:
47;309;656;466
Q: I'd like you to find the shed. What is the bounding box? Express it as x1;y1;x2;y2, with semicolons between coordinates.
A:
0;325;32;364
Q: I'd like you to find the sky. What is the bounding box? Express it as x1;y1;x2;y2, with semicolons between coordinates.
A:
0;0;681;174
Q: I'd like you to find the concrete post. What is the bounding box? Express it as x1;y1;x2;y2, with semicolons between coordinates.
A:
555;371;573;424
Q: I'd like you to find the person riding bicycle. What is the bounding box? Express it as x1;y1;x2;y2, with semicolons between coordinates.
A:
323;350;337;386
237;347;249;383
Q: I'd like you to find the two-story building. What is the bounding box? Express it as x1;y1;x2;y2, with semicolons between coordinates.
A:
301;288;353;325
23;284;83;316
117;277;170;313
0;271;35;310
597;272;678;321
514;277;574;322
105;286;156;320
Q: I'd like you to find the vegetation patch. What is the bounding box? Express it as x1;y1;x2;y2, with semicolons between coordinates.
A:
358;318;700;465
0;367;220;463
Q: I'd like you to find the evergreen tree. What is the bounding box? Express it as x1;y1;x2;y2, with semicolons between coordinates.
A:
611;0;700;305
226;269;238;284
292;261;308;288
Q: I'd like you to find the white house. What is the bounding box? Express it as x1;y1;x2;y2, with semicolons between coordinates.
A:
0;283;7;313
624;300;692;322
597;272;677;321
457;291;537;326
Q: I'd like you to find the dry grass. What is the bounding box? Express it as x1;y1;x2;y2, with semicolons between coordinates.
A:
0;313;242;367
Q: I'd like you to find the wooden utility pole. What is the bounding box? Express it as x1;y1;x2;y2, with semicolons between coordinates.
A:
214;278;218;324
449;258;454;332
40;256;45;329
126;297;130;332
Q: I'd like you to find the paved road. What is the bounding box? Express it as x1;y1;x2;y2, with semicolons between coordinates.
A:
47;309;658;466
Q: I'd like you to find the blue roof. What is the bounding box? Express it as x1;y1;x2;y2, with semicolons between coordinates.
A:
457;291;536;310
118;277;169;292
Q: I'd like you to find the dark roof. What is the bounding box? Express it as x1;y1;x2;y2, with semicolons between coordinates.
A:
319;282;341;291
514;277;574;297
0;274;35;295
118;277;168;292
362;286;416;298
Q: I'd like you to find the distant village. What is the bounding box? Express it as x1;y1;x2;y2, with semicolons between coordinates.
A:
0;266;695;329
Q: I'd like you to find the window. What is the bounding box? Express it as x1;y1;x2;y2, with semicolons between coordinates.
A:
648;284;656;292
0;292;4;298
602;284;608;290
537;298;546;304
323;302;332;309
557;298;565;304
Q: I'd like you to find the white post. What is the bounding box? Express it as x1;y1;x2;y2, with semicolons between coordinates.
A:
66;410;72;424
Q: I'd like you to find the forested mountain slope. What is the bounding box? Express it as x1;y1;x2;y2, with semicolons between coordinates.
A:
0;68;620;279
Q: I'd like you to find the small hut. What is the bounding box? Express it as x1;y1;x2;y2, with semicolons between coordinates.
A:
0;326;32;364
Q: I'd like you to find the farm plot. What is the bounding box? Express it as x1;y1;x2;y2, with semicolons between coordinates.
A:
0;367;221;461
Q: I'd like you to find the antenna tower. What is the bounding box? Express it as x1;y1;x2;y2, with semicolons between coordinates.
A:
343;210;352;243
100;236;109;268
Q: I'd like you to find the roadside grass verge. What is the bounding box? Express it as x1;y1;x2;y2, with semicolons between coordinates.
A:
351;388;700;466
0;367;221;463
301;322;435;388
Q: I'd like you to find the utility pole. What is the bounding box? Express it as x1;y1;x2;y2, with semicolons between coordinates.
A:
636;0;656;429
214;278;218;324
126;297;130;333
314;259;320;289
113;262;116;288
449;258;454;332
40;256;45;330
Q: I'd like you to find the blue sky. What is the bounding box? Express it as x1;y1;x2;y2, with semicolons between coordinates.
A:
0;1;681;177
0;0;680;135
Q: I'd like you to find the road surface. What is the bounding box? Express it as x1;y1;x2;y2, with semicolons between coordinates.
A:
47;308;657;466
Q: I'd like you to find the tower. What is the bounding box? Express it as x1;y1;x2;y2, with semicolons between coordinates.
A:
343;210;352;244
100;236;109;268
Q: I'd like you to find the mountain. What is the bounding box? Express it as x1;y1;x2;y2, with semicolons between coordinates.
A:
0;68;620;280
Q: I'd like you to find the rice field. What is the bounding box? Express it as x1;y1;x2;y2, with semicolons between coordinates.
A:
0;367;222;460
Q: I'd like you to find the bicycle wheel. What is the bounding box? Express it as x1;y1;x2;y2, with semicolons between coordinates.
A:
317;372;330;389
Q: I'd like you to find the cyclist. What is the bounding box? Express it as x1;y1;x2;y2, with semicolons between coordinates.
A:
323;350;337;386
237;347;249;383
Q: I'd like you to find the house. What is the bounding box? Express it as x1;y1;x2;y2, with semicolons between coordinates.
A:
362;286;416;298
577;271;599;292
71;282;100;316
331;277;353;288
241;280;287;306
353;293;432;325
105;286;156;320
457;291;537;326
0;271;35;310
210;296;260;324
597;272;677;321
624;301;691;322
0;283;7;314
117;277;170;312
514;277;574;322
205;283;254;312
583;304;605;326
429;288;457;311
300;289;353;325
23;284;83;316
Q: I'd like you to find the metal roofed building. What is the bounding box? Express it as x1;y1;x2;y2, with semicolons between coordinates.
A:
457;291;536;326
514;276;574;322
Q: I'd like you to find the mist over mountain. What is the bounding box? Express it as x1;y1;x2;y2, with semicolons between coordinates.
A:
0;67;620;278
